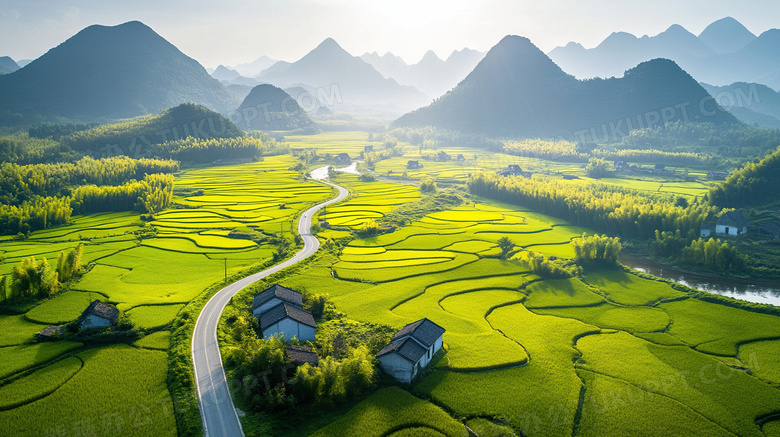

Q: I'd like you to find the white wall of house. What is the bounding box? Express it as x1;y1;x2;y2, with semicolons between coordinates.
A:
253;297;283;318
262;318;315;342
378;335;444;384
377;353;415;384
715;224;746;236
701;228;711;237
81;315;111;329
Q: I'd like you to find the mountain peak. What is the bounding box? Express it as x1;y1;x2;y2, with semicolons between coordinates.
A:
315;37;344;52
699;17;757;54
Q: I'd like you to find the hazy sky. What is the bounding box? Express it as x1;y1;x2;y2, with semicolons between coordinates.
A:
1;0;778;67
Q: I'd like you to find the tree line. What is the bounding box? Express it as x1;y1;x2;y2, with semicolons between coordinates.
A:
0;244;83;303
71;173;174;215
0;156;178;205
467;172;715;240
708;144;780;208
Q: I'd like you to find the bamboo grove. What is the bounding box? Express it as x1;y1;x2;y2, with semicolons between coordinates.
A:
467;172;715;240
0;157;176;235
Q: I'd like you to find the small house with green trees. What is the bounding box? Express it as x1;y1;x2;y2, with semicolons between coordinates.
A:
497;164;531;178
407;160;422;169
252;284;303;317
716;210;749;236
376;318;445;384
260;302;316;342
78;300;119;330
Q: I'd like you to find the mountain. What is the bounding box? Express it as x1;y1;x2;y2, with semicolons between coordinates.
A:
211;65;242;82
0;21;240;124
395;36;738;139
361;48;485;98
16;59;33;68
232;56;277;78
61;103;243;154
548;18;780;91
360;51;408;81
0;57;20;75
550;24;713;80
235;84;316;131
702;82;780;128
698;17;757;54
256;38;428;115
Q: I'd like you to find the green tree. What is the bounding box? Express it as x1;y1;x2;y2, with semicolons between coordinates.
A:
585;157;613;179
497;237;516;259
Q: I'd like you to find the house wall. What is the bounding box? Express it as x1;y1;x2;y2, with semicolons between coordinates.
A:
715;225;747;236
253;298;282;318
701;228;711;237
81;315;111;329
262;318;315;342
377;353;414;384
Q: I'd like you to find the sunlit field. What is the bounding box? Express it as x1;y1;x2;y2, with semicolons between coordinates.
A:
0;155;332;435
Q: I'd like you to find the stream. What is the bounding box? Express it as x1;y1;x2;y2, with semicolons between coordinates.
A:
620;253;780;306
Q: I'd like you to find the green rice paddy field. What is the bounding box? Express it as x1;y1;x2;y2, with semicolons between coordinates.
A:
269;168;778;436
0;155;334;436
0;132;775;437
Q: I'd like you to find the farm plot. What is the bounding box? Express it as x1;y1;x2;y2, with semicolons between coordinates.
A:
0;345;176;437
0;315;48;346
576;331;780;437
0;155;333;437
311;387;467;437
0;356;82;410
125;304;185;329
659;298;780;356
583;270;686;305
417;303;596;437
740;339;780;384
0;342;83;379
134;331;171;351
319;176;420;227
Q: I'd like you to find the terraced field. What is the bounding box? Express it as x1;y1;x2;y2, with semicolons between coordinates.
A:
276;188;780;436
0;155;332;435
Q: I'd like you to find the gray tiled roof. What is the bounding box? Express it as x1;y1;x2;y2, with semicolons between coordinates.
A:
391;318;445;348
79;300;119;324
376;336;428;363
287;345;319;365
716;210;749;229
260;302;316;331
253;284;302;310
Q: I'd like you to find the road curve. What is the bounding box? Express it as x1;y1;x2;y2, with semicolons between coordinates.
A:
191;179;348;437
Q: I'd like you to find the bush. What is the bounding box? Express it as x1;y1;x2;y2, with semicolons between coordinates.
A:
585;157;613;179
571;234;622;266
420;178;437;193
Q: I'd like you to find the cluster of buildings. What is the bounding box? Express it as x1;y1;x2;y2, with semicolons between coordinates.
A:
37;283;448;384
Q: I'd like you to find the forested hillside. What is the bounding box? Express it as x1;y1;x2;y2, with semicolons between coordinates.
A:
708;144;780;207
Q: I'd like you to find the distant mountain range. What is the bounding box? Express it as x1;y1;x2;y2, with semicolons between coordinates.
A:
549;17;780;91
701;82;780;129
0;21;239;124
253;38;429;116
0;57;20;75
360;48;485;98
395;35;738;139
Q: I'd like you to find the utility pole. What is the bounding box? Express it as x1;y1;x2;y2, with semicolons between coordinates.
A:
224;257;227;283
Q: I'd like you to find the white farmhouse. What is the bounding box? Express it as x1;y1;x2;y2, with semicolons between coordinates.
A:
260;302;317;342
252;284;303;318
78;300;119;330
715;210;749;236
376;318;445;384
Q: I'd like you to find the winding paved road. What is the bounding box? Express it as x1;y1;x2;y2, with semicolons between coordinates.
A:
191;177;347;437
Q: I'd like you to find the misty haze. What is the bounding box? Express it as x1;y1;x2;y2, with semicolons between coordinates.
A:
1;2;780;437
